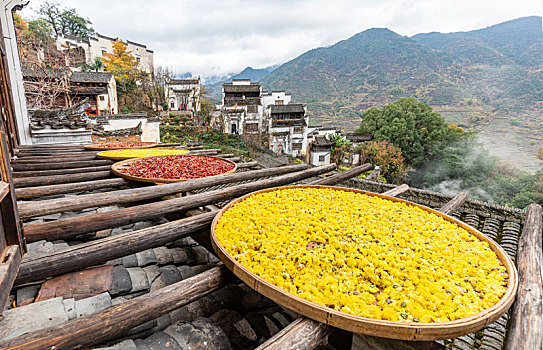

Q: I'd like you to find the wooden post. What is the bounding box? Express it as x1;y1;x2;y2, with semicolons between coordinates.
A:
3;266;235;350
504;204;543;350
18;164;309;219
23;164;336;242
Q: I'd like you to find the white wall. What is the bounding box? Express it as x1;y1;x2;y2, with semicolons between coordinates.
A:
103;118;160;143
310;150;331;166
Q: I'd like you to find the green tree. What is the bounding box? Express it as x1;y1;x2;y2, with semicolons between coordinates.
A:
26;19;54;42
328;134;351;166
37;1;94;38
356;97;455;166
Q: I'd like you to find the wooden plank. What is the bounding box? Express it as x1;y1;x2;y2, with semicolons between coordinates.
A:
504;204;543;350
13;165;113;178
12;159;114;172
256;318;332;350
15;178;130;200
0;246;21;315
23;164;336;242
16;212;217;285
18;164;309;219
0;181;9;202
15;151;97;157
3;266;235;350
439;192;468;215
12;154;98;163
13;170;113;188
310;163;373;185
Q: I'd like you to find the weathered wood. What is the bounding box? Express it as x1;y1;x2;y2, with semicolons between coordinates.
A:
0;246;21;315
381;184;409;198
504;204;543;350
12;159;113;171
227;156;241;163
18;164;308;219
15;178;130;200
15;151;97;157
3;266;234;350
13;165;112;178
14;170;113;188
256;318;332;350
190;148;221;155
12;154;98;163
310;163;373;185
351;334;445;350
15;212;217;285
23;164;336;242
439;192;468;215
237;161;259;169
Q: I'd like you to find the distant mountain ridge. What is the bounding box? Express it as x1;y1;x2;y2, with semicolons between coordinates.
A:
260;16;542;131
206;65;278;100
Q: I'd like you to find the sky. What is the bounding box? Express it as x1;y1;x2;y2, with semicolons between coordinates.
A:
21;0;542;82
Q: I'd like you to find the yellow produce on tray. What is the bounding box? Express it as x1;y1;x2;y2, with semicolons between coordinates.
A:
98;148;189;159
215;187;509;323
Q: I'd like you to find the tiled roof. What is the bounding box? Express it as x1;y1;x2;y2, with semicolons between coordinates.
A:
70;72;113;83
270;104;305;114
223;84;261;93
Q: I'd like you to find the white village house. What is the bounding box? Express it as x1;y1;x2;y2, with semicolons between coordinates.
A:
164;77;201;113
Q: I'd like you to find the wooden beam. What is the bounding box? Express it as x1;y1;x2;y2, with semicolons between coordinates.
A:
12;159;114;172
3;266;234;350
12;154;98;163
18;164;309;219
15;178;130;200
504;204;543;350
23;164;336;242
13;170;113;188
12;165;113;178
15;212;217;285
15;151;97;157
310;163;373;185
439;192;468;215
0;246;21;316
381;184;409;198
237;161;259;169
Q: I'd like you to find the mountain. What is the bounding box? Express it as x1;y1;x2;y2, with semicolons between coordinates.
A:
260;16;543;131
206;65;279;101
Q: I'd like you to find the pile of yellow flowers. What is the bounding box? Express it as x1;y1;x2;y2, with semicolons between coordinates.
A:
98;148;189;159
215;187;509;323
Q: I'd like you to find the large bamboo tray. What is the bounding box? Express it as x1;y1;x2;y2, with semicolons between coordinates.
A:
96;148;190;161
210;185;518;341
112;155;237;184
84;143;157;151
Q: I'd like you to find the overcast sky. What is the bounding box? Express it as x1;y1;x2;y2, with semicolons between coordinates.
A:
21;0;542;81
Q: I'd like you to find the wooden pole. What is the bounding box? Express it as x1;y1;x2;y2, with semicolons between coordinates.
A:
504;204;543;350
12;154;99;163
18;164;308;219
310;163;373;185
439;192;468;215
237;161;258;169
23;164;336;242
15;212;217;285
12;159;113;172
15;178;130;200
13;170;113;188
3;266;235;350
12;165;112;178
15;151;97;157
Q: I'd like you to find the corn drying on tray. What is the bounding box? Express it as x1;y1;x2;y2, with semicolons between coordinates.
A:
97;148;190;161
211;186;518;341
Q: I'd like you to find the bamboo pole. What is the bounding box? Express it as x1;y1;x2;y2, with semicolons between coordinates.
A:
3;266;235;350
14;170;113;188
504;204;543;350
18;164;308;219
23;164;336;242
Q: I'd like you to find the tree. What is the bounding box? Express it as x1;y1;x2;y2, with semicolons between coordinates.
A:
328;134;351;166
37;1;94;38
358;140;406;183
102;40;144;92
356;97;455;167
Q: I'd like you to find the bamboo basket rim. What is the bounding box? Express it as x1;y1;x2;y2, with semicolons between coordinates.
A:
210;185;519;341
111;154;238;184
84;143;158;151
97;148;190;161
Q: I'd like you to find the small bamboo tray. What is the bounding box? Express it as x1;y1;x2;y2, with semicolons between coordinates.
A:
97;148;190;161
84;143;158;151
111;155;237;184
210;185;518;341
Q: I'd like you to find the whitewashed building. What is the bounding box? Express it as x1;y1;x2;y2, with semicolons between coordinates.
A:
165;78;201;112
266;104;309;157
56;34;154;73
221;80;262;135
309;135;335;166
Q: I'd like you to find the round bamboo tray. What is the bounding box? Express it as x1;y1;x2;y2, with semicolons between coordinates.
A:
96;148;190;161
111;155;237;184
210;185;518;341
84;143;157;151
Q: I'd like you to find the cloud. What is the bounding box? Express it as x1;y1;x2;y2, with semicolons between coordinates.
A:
21;0;541;80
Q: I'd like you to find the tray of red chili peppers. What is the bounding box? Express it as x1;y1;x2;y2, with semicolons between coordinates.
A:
84;142;158;151
111;154;237;184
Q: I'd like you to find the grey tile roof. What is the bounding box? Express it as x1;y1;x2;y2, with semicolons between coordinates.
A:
70;72;114;83
270;104;305;114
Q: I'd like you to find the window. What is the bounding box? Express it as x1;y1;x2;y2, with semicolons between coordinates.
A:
101;50;107;56
136;57;141;63
319;155;326;162
99;96;105;101
293;127;303;134
245;123;259;132
247;105;258;113
275;100;284;105
292;143;302;150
